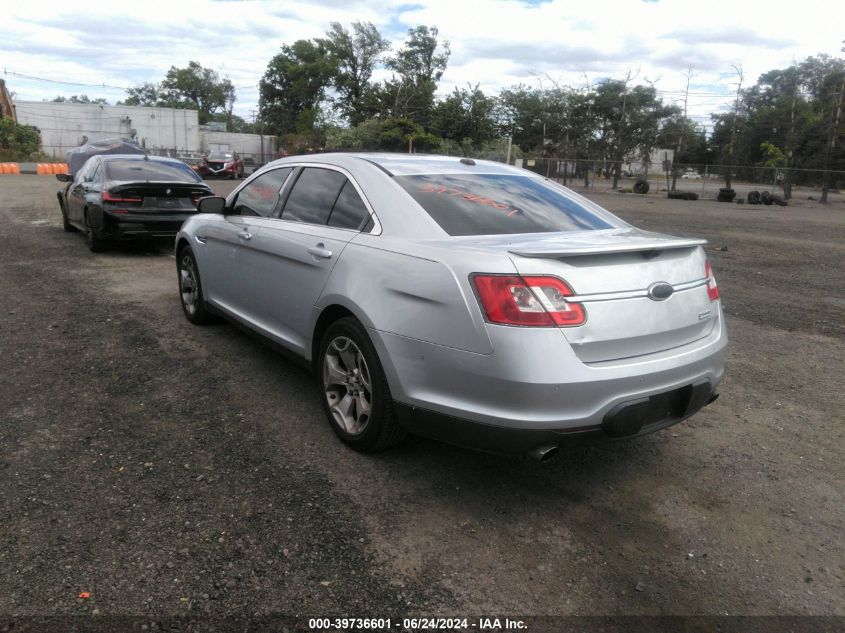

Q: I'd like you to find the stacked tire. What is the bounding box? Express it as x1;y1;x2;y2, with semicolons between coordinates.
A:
717;188;736;202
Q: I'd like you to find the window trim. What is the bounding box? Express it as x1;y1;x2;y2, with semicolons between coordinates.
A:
234;162;382;235
229;166;294;218
226;161;382;236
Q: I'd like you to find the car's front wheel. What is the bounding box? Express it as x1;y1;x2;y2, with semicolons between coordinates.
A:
177;246;215;324
318;318;406;452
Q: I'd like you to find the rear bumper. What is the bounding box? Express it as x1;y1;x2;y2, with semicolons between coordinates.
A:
395;381;719;453
370;306;727;449
104;212;195;239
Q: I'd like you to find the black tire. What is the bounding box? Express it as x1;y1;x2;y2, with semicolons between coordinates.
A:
57;193;76;232
668;191;699;200
176;245;216;325
771;194;788;207
84;210;108;252
761;190;773;206
717;188;736;202
633;180;650;194
747;190;761;204
317;317;406;452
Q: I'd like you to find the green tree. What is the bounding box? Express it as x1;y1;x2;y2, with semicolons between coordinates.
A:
51;94;108;105
708;55;844;198
325;117;440;152
496;85;571;155
431;85;497;147
319;22;390;126
122;63;235;124
381;26;450;127
121;82;160;107
0;116;41;160
260;40;336;137
159;61;235;124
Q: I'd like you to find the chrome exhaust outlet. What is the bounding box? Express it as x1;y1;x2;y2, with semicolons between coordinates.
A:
528;444;559;462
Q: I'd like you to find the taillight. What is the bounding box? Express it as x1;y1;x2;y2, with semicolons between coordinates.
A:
705;259;719;301
103;191;142;204
471;274;586;327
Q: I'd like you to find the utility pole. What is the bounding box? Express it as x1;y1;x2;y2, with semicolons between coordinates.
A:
820;71;845;204
783;72;798;200
612;70;633;190
725;64;744;190
671;67;693;193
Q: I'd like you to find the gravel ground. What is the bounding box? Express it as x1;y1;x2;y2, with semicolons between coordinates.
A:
0;176;843;626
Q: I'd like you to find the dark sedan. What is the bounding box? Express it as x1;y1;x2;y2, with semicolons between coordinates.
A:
57;155;213;252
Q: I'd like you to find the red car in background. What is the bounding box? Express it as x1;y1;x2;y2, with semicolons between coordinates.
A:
202;151;245;179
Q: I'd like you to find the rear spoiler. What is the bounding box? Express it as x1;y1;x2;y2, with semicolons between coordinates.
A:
509;237;707;258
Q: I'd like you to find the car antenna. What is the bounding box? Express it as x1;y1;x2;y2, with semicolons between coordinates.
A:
460;158;475;166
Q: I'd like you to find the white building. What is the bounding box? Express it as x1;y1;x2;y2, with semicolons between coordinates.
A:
201;130;276;163
623;147;675;175
14;100;276;162
14;101;200;158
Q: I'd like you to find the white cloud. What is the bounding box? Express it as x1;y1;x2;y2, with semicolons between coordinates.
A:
4;0;843;128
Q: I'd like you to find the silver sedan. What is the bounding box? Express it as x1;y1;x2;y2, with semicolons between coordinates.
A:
176;153;727;460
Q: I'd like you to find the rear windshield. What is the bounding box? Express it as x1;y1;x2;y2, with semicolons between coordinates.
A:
105;160;201;183
395;174;617;236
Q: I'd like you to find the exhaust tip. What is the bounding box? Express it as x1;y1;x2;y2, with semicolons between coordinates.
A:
528;444;559;462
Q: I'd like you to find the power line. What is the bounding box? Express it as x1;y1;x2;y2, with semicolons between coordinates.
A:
3;69;130;91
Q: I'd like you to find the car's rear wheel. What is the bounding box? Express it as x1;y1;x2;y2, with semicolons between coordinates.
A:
318;318;406;452
177;246;215;325
59;200;76;232
84;210;108;252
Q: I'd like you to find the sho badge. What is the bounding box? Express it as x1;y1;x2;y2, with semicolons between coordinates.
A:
647;282;674;301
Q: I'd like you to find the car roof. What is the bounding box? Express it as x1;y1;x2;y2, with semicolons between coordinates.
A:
97;154;187;165
350;153;519;176
270;152;525;177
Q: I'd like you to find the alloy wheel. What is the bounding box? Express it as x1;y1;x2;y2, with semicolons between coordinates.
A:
179;255;199;315
322;336;372;436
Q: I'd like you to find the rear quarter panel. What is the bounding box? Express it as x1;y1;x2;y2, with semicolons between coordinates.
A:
316;234;514;355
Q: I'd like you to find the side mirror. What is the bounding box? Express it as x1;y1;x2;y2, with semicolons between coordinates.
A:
55;173;72;182
197;196;226;214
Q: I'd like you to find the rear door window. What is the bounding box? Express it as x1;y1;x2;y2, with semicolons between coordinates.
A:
281;168;346;226
395;174;618;236
231;168;292;217
327;181;370;230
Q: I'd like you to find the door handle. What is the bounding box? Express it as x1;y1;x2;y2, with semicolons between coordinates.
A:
238;229;252;241
307;243;332;259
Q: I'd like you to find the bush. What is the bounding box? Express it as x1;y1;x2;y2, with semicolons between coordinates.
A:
0;117;41;160
325;118;441;153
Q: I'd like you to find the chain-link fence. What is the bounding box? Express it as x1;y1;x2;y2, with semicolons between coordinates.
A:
515;157;845;204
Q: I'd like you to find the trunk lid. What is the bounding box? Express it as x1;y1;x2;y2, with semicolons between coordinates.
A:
460;228;717;363
105;181;210;212
508;228;718;363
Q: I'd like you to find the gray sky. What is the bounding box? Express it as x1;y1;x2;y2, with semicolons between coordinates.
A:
4;0;844;129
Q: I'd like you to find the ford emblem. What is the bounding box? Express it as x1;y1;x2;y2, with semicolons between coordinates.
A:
647;282;674;301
